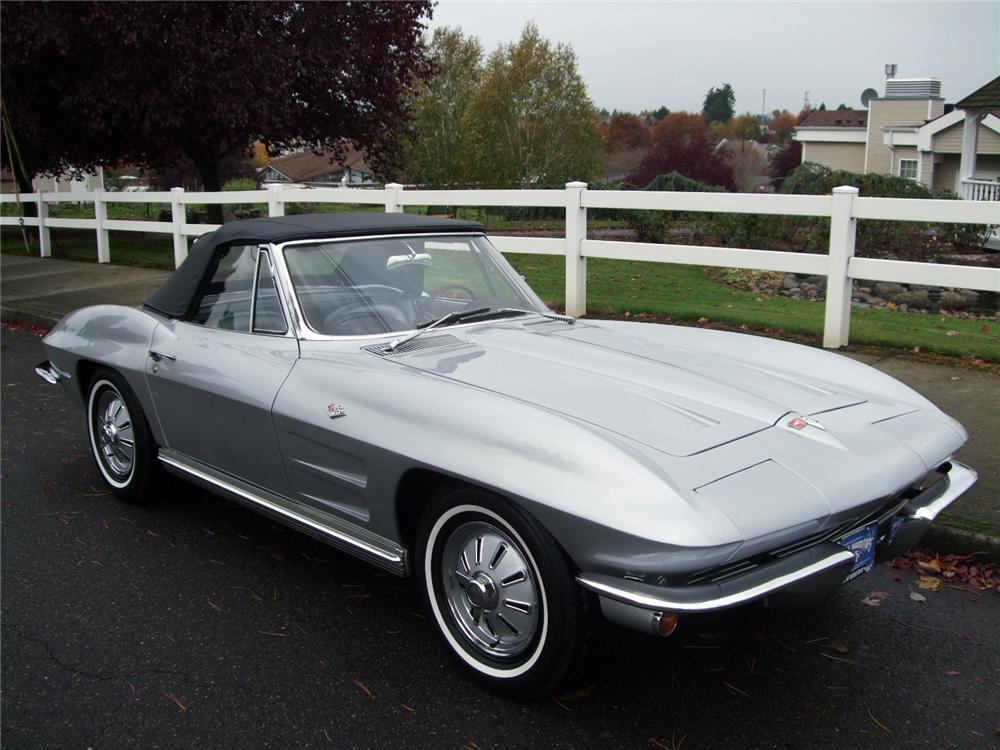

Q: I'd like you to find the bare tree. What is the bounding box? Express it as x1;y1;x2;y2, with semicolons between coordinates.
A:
725;140;769;193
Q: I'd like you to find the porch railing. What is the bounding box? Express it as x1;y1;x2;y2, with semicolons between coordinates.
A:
961;178;1000;202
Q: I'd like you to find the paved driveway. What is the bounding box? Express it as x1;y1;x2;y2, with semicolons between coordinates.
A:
3;327;999;749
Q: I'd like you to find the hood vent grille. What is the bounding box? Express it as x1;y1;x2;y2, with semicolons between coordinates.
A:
364;334;463;357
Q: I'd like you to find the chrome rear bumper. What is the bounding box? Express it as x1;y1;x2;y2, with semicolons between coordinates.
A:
579;461;977;632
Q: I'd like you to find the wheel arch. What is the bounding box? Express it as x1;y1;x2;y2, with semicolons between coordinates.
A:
76;358;101;401
394;467;462;558
394;467;589;577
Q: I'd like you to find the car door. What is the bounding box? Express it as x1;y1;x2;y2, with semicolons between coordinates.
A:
146;245;299;495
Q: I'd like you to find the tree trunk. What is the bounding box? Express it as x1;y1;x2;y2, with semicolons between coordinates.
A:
193;157;224;225
8;157;37;217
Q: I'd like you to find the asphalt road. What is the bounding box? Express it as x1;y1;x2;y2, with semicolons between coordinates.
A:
2;327;998;749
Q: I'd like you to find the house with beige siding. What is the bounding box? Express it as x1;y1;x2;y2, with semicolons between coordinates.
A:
794;74;1000;200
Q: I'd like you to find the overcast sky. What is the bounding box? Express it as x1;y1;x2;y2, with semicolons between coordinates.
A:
429;1;1000;115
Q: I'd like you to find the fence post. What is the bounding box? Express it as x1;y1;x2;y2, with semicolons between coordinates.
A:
267;184;284;217
564;181;588;317
170;187;187;268
94;189;110;263
384;182;404;213
36;192;51;258
822;186;859;348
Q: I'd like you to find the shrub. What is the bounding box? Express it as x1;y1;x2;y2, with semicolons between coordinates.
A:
776;163;994;257
222;178;258;192
626;172;722;243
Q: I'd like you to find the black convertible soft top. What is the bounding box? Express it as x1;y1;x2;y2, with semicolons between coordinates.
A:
144;212;485;318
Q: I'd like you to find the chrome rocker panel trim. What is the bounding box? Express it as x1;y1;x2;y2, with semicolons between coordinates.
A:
577;460;978;617
158;448;407;575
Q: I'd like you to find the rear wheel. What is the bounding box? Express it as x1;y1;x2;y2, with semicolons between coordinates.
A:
86;369;159;502
417;486;588;698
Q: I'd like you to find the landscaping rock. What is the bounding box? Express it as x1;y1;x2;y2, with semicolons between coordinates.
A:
896;289;931;308
856;292;884;306
874;281;905;298
781;274;800;290
941;291;966;310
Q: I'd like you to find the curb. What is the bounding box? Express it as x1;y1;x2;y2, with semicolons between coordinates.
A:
924;523;1000;563
1;305;60;332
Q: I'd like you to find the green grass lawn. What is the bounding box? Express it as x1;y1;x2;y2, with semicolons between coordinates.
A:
2;228;996;360
505;253;999;361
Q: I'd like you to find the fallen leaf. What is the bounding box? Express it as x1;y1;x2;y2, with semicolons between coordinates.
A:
945;330;960;337
165;691;187;712
945;670;960;677
868;709;891;734
909;592;927;603
353;679;373;698
916;558;942;574
980;324;991;334
723;681;750;698
861;597;883;607
824;641;850;654
916;576;941;591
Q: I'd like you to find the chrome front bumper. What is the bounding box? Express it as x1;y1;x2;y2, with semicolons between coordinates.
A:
578;461;977;633
34;360;63;385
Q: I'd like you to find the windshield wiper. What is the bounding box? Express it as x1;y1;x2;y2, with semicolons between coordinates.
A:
387;307;575;353
387;307;491;352
496;308;576;324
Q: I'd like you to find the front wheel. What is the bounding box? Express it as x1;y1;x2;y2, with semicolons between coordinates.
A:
86;368;159;502
417;487;588;698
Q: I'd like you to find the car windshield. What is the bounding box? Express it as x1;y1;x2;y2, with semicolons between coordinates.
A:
282;234;549;336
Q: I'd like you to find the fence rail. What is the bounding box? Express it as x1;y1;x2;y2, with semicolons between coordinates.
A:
1;182;998;348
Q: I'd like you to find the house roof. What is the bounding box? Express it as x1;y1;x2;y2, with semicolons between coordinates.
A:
955;75;1000;110
266;147;370;183
144;213;486;318
797;109;868;128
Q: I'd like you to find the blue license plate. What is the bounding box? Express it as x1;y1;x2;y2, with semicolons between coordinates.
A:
838;523;878;582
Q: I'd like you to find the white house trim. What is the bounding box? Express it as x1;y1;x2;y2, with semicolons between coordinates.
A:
883;127;920;148
794;128;867;144
914;111;1000;151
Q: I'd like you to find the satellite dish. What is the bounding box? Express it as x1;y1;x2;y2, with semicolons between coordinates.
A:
860;88;878;107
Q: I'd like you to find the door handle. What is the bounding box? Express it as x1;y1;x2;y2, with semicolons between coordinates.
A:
148;350;176;362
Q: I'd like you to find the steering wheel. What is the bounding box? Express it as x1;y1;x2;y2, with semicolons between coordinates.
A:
322;302;411;336
415;284;478;319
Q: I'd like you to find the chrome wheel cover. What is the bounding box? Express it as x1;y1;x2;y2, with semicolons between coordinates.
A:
440;520;540;660
93;388;135;480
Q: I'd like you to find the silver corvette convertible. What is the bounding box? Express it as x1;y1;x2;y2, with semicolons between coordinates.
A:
36;213;976;697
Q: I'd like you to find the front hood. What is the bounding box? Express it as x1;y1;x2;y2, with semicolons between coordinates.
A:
388;320;875;456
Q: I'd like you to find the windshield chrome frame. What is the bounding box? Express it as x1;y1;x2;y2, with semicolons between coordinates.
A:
271;232;549;342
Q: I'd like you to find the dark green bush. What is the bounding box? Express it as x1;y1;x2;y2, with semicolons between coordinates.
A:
778;163;994;256
625;171;722;243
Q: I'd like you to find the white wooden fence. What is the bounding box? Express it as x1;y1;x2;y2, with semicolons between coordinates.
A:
2;182;998;349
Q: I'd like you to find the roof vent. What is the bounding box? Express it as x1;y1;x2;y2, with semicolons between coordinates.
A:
885;78;941;99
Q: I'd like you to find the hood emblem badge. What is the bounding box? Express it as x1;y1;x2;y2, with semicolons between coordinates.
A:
787;415;825;431
327;403;346;419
